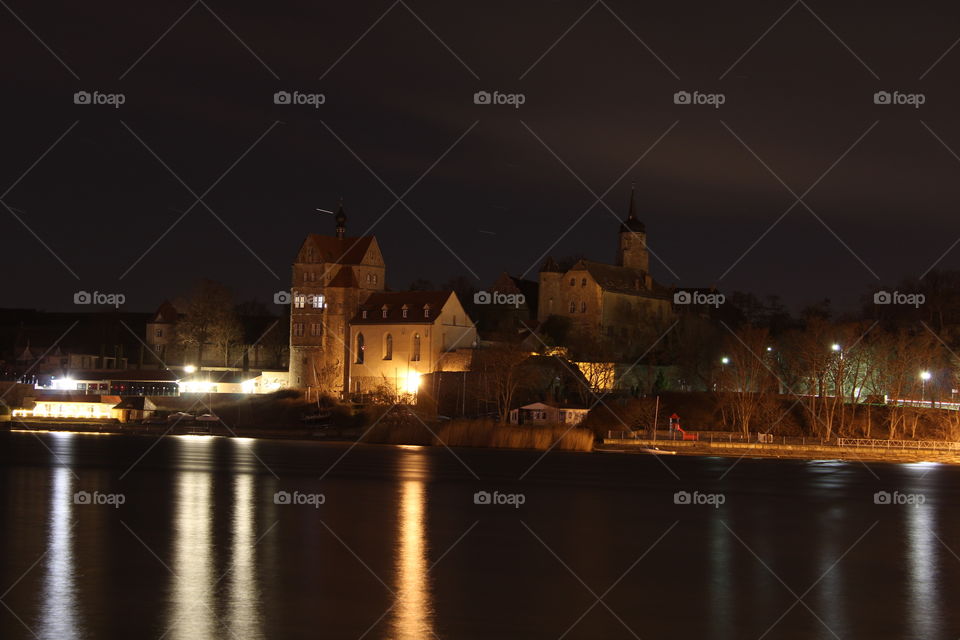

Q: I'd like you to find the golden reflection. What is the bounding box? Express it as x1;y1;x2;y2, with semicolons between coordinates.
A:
907;502;938;638
390;480;435;639
167;438;215;640
38;449;79;640
226;470;263;639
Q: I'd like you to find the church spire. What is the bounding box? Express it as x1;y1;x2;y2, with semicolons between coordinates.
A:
619;183;645;233
335;199;346;239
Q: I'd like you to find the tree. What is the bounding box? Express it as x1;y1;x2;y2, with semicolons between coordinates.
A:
473;343;531;423
717;326;777;436
175;280;243;367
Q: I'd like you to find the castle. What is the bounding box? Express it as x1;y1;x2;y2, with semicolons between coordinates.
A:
288;205;476;399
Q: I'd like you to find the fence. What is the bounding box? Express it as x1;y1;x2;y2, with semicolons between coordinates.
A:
606;431;960;451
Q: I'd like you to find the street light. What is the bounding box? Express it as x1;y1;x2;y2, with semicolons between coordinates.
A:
920;370;932;405
184;365;197;374
721;357;730;365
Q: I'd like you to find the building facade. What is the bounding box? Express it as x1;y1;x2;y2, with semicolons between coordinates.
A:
347;291;477;397
538;187;673;345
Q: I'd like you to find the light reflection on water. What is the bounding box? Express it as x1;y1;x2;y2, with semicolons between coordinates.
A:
167;438;215;640
37;434;78;640
390;461;435;638
906;498;939;638
226;450;263;639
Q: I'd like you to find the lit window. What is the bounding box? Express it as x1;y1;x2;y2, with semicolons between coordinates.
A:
294;294;306;309
402;308;408;318
382;307;388;318
362;310;368;319
424;305;430;319
312;294;324;309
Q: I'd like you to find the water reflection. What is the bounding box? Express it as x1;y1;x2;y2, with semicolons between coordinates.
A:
390;479;435;639
906;502;939;638
167;439;215;640
226;464;263;638
37;434;78;640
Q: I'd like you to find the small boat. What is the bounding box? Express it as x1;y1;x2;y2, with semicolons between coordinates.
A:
638;447;676;455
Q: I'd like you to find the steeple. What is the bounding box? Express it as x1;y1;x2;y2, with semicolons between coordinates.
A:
620;183;645;233
616;183;649;271
335;199;346;239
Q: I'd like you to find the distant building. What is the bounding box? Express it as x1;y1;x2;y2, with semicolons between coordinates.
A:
509;401;589;426
538;187;673;345
348;291;477;397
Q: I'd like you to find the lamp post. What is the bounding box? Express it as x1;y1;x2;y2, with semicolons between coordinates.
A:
920;371;931;406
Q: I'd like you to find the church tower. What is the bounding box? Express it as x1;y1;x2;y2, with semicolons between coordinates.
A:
616;185;649;272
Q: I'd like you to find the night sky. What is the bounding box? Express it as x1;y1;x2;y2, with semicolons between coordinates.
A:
4;0;960;313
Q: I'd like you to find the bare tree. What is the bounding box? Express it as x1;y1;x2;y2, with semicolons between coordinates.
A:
175;280;243;366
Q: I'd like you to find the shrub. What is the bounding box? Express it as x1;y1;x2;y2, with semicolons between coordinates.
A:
436;419;593;452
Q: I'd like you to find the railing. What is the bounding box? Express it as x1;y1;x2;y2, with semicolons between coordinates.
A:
837;438;960;451
606;431;960;452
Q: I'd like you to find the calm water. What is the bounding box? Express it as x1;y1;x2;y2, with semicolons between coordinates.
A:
1;431;958;639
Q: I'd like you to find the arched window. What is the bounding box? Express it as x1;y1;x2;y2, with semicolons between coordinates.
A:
568;301;576;313
356;333;365;364
581;278;587;287
384;333;393;360
580;301;586;313
412;333;421;361
569;278;575;286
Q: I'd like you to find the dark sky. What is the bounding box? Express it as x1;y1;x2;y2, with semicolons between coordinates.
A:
3;0;960;314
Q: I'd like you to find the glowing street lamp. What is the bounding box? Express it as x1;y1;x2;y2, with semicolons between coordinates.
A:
184;365;197;374
721;357;730;365
920;370;932;404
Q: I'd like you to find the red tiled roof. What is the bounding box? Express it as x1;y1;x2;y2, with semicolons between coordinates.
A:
304;235;376;265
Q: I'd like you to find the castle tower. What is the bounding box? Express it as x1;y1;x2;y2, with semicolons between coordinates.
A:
335;200;346;239
536;256;564;323
617;185;649;272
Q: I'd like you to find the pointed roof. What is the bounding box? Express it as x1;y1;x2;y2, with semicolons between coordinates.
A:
540;256;563;272
301;235;377;265
152;300;179;324
620;185;645;233
327;265;359;288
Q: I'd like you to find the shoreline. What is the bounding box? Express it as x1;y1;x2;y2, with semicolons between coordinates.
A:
600;438;960;464
6;423;960;464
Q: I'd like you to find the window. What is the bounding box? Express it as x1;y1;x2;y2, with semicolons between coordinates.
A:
580;301;586;313
294;294;306;309
382;307;388;319
361;310;368;319
424;305;430;319
412;333;421;361
384;333;393;360
581;278;587;287
569;301;576;313
569;278;575;286
293;323;304;336
306;247;314;262
356;333;365;364
310;323;322;336
311;294;324;309
155;328;163;338
372;274;378;285
402;308;408;319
